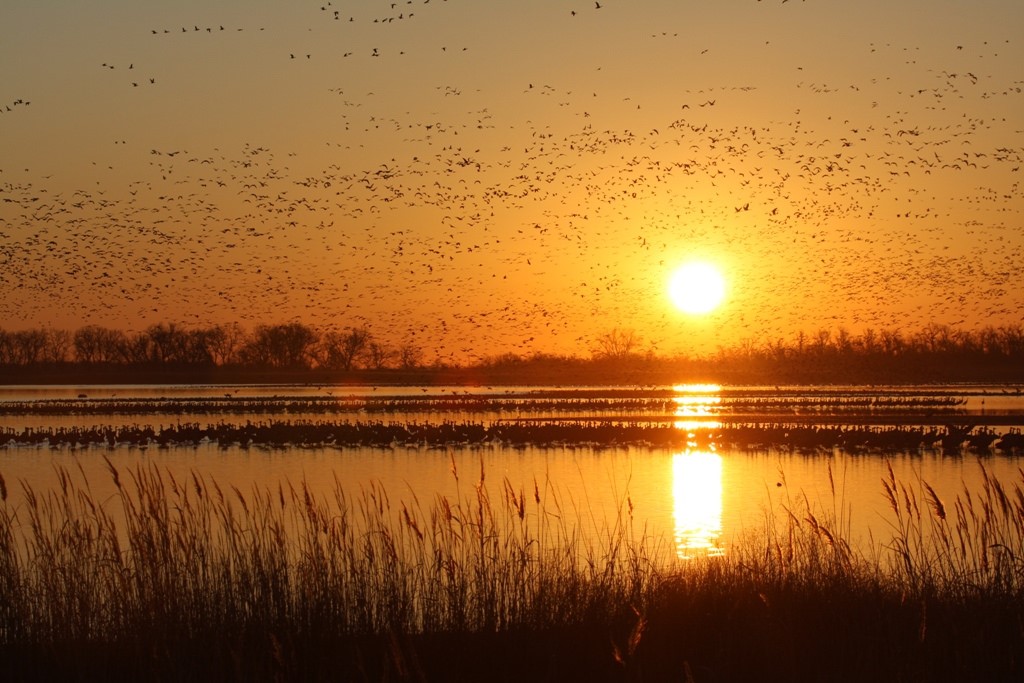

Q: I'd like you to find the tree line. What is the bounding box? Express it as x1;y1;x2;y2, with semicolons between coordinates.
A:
0;322;422;371
1;321;1023;383
736;323;1024;382
579;323;1024;383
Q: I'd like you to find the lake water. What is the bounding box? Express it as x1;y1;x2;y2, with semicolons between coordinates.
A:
2;383;1023;563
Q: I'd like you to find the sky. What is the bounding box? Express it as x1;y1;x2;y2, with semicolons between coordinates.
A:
1;0;1021;363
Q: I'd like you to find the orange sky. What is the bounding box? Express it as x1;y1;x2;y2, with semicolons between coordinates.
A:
1;0;1021;363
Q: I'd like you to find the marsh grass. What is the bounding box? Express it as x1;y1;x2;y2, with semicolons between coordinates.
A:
0;458;1021;681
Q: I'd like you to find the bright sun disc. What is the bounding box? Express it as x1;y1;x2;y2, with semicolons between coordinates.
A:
668;262;726;314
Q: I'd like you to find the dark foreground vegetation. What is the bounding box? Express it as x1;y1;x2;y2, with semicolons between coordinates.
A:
0;459;1021;681
3;321;1024;384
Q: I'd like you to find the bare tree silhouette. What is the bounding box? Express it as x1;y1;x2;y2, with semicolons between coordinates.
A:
593;327;641;360
1;321;1022;384
318;327;372;371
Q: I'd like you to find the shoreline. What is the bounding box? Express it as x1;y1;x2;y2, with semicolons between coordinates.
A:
4;361;1024;387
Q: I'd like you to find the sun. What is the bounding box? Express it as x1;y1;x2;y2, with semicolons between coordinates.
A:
668;261;727;314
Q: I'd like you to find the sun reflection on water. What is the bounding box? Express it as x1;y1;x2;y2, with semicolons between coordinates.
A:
671;383;722;432
672;449;725;559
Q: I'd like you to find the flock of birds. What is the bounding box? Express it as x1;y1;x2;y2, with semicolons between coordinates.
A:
1;1;1021;364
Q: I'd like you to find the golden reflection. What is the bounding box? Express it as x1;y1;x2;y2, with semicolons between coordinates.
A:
671;383;722;394
672;383;722;431
672;449;724;559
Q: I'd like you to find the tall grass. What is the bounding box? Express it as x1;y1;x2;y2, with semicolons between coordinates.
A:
0;458;1021;681
881;461;1024;595
0;455;662;679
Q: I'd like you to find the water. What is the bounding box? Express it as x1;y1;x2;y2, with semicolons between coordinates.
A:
2;383;1023;562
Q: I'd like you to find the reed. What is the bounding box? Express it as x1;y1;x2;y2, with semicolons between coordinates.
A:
0;458;1021;681
879;460;1024;595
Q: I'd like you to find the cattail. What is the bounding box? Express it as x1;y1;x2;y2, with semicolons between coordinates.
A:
923;482;946;521
0;471;6;502
628;607;647;657
103;454;121;490
882;477;898;514
438;495;452;523
402;504;423;541
902;485;915;518
232;484;248;514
